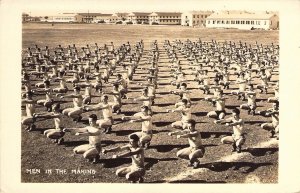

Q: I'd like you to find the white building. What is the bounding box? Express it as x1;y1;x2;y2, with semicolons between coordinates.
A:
127;12;151;24
181;11;213;27
112;12;129;21
206;12;279;30
148;12;181;25
93;14;118;23
43;14;77;23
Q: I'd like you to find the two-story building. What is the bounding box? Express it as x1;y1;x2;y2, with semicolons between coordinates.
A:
181;11;213;27
75;13;105;23
127;12;151;24
112;12;129;21
93;14;119;23
148;12;181;25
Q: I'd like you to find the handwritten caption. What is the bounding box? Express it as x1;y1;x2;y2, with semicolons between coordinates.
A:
25;168;96;175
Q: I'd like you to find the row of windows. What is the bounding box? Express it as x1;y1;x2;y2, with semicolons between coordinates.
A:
208;20;269;25
136;16;148;18
53;17;75;20
193;20;204;24
159;16;180;19
160;19;180;22
193;15;208;19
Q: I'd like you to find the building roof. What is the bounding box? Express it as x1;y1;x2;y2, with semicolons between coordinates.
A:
207;12;276;20
149;12;182;16
128;12;151;16
52;13;77;17
77;13;104;17
95;14;113;17
114;12;129;16
218;10;251;14
188;11;214;15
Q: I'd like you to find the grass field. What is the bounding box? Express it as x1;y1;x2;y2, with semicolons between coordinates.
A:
21;23;279;183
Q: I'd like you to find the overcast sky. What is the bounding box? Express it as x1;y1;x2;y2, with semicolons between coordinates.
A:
8;0;283;16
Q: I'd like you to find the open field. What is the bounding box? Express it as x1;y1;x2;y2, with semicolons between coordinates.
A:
22;23;279;183
22;23;278;49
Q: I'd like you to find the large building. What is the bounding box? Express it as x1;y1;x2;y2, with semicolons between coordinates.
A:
206;11;279;30
127;12;151;24
75;13;105;23
22;13;42;22
181;11;213;27
93;14;118;23
148;12;181;25
42;14;77;23
112;12;129;21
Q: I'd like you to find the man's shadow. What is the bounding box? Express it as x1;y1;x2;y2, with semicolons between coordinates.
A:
202;161;273;173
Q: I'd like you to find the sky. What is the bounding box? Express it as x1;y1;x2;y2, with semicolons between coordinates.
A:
4;0;284;16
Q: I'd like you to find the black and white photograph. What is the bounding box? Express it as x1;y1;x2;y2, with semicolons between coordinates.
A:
1;0;300;192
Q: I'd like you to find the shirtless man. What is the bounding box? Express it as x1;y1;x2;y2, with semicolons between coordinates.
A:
255;68;269;94
132;88;153;115
104;84;122;114
85;95;114;134
166;99;192;130
32;80;54;112
102;134;145;183
198;70;211;94
122;105;153;148
257;101;279;138
170;83;191;107
207;90;226;120
21;91;36;131
60;86;83;122
33;103;65;144
215;108;246;153
77;76;92;105
240;84;257;115
113;74;128;99
138;77;156;105
168;119;205;169
52;72;68;94
63;114;102;164
231;72;247;101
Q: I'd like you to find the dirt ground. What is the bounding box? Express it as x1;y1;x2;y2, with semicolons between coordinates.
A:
21;23;279;183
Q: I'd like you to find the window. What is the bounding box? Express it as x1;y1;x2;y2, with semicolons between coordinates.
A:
246;21;250;24
231;20;235;24
236;20;240;24
201;15;203;18
270;21;272;25
264;21;266;25
226;20;229;24
251;21;254;24
197;15;199;18
241;21;245;24
193;15;195;18
208;20;210;24
222;20;225;24
213;20;215;24
217;20;220;24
